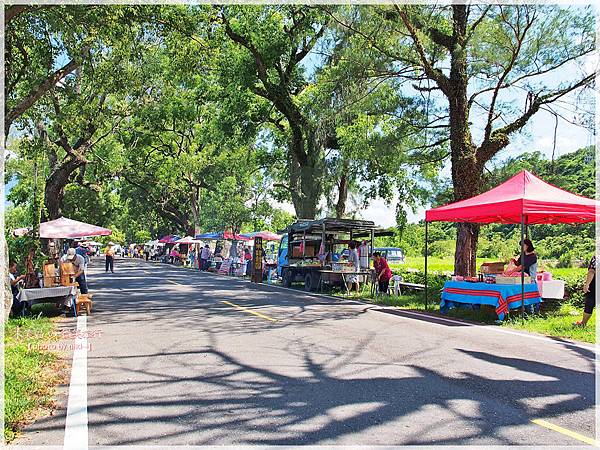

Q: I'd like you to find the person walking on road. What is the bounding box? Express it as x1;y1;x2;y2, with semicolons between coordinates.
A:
104;242;115;273
575;255;596;327
200;244;211;271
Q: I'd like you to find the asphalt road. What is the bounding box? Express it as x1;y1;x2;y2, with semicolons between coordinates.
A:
16;256;597;446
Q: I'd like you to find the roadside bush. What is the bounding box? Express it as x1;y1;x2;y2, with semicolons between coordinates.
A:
557;251;574;268
427;239;455;258
556;272;586;307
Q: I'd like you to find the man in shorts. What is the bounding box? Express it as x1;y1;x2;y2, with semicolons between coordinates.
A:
574;255;596;326
346;241;360;292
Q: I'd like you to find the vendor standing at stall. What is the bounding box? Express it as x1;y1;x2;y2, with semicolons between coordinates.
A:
346;241;360;292
508;239;538;277
9;261;26;316
75;242;90;277
200;245;211;271
359;240;370;271
373;251;392;295
62;248;89;294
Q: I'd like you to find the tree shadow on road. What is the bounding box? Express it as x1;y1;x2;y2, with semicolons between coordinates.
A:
79;333;596;445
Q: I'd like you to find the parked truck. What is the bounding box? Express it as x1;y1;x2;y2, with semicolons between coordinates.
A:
276;218;390;291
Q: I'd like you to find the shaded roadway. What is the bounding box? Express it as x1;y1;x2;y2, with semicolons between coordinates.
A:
17;257;597;446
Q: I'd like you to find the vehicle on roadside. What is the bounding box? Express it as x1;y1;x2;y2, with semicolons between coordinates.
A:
276;218;391;292
374;247;405;264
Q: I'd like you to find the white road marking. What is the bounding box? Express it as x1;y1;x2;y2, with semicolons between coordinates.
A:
63;314;88;449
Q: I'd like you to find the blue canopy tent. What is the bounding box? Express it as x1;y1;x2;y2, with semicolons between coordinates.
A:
195;232;222;240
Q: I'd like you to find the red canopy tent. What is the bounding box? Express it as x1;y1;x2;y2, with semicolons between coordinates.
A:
426;170;597;224
39;217;112;239
222;231;251;241
424;170;599;313
159;235;180;244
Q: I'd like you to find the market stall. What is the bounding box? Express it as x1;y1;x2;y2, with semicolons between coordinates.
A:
175;236;204;267
241;231;282;280
195;231;251;275
279;218;391;293
425;170;599;318
18;216;112;316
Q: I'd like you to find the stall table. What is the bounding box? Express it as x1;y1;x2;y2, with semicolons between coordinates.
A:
440;281;541;320
18;286;78;315
318;270;372;296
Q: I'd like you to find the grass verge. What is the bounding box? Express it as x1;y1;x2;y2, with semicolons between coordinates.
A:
4;314;65;442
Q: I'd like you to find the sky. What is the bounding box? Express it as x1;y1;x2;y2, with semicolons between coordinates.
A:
286;5;597;228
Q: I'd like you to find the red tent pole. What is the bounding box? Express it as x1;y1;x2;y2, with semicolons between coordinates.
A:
520;214;525;319
425;221;429;310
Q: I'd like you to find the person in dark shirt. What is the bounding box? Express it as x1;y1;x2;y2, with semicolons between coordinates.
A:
510;239;537;276
574;255;596;327
9;261;26;316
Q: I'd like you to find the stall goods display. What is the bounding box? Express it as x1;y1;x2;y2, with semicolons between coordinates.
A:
495;276;534;285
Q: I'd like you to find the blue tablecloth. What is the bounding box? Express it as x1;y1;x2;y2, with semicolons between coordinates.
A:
441;281;541;320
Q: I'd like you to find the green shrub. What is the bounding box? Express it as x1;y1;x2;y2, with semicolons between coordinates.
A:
391;267;449;305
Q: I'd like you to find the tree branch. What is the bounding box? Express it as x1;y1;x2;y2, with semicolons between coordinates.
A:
5;46;89;132
396;6;451;96
477;73;594;164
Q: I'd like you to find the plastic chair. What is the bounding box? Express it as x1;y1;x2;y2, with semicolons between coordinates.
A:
391;275;403;296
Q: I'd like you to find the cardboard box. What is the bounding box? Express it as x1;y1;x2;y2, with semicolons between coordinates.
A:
291;245;316;258
480;262;505;274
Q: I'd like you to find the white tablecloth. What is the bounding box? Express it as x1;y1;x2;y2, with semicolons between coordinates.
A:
18;286;77;307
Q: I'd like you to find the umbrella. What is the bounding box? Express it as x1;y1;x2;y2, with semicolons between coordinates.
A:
195;232;222;240
82;240;102;246
39;217;112;239
195;231;250;241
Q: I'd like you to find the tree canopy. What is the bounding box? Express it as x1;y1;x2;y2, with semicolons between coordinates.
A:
4;4;595;275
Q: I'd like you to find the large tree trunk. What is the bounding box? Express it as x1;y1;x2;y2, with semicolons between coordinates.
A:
335;171;348;219
449;6;481;277
189;187;201;236
289;130;323;220
45;157;85;219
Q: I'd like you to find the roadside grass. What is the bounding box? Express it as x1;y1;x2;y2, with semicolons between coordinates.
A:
502;302;596;344
4;315;64;442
